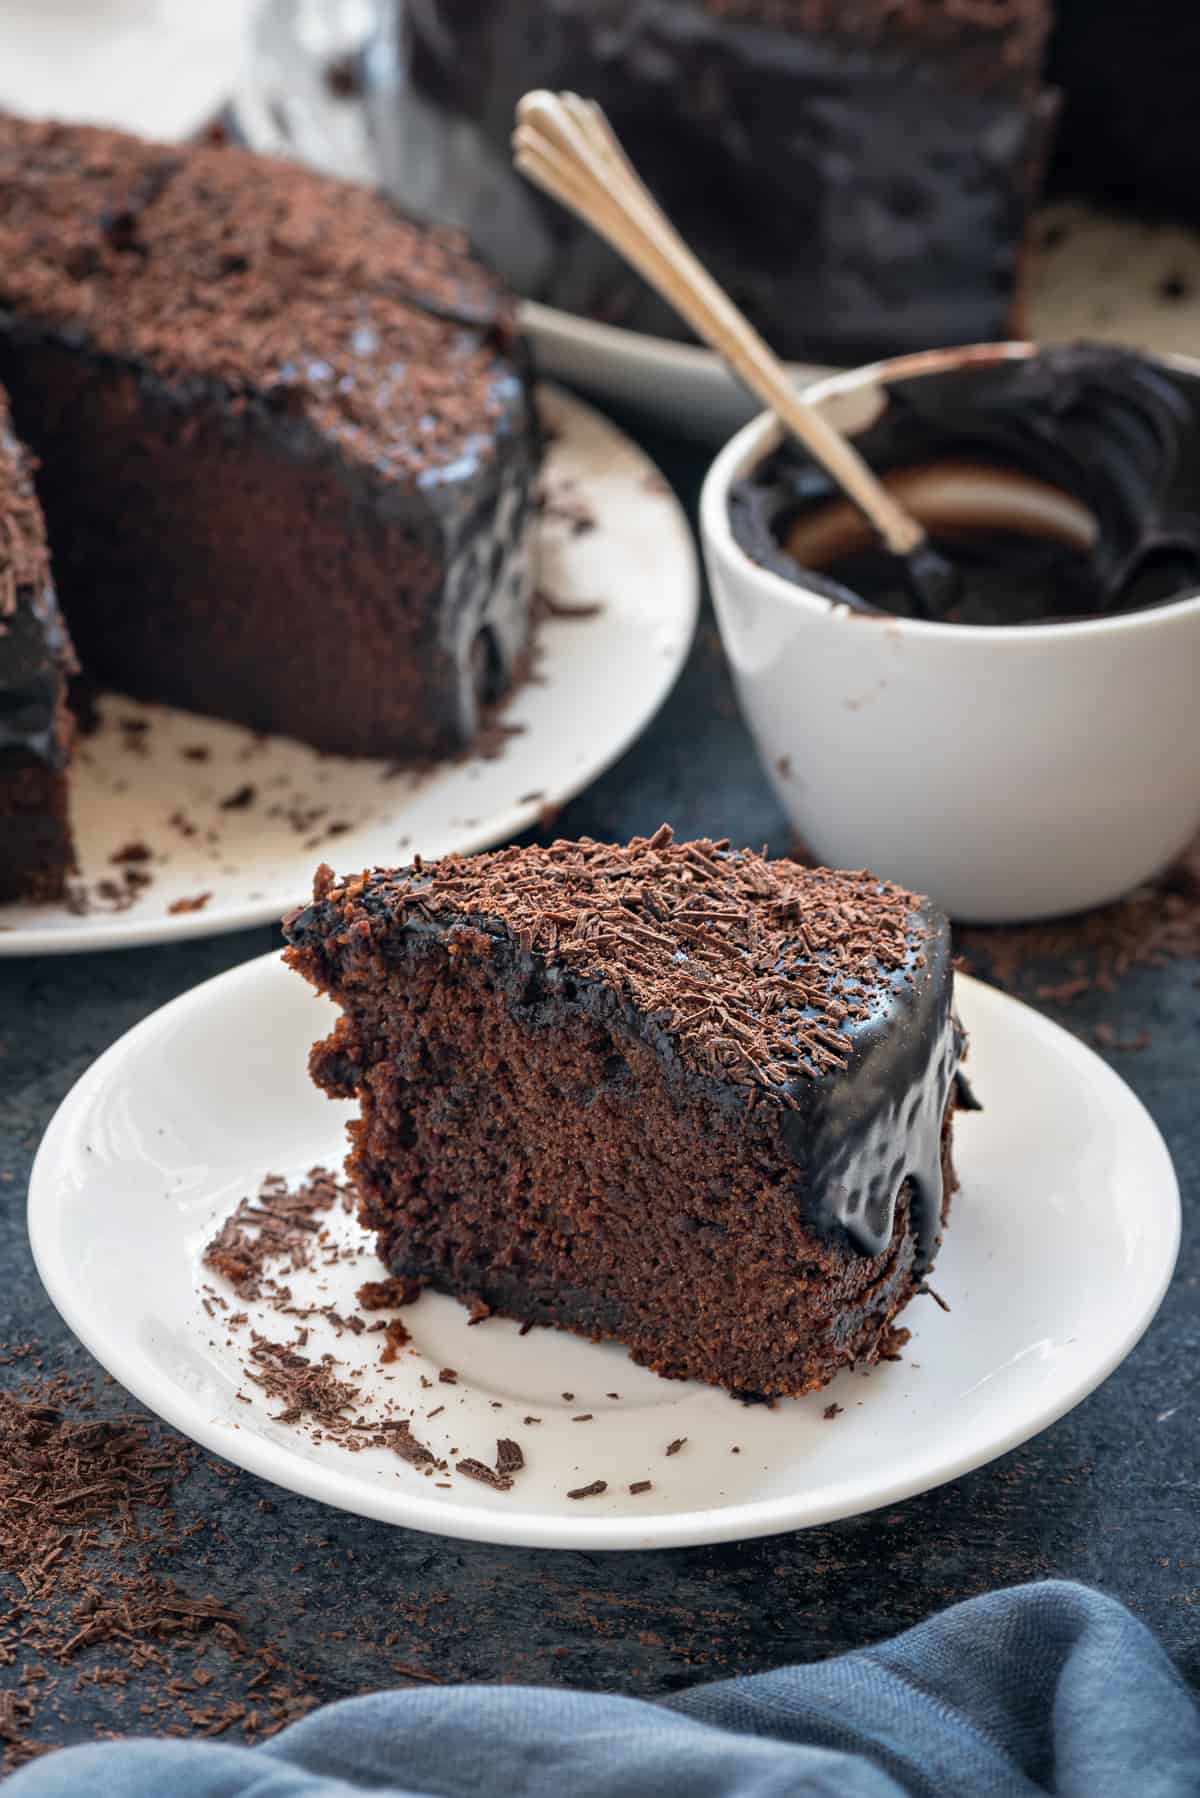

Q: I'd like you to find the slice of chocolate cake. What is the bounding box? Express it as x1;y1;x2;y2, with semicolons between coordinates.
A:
284;831;967;1398
0;387;76;903
0;116;538;764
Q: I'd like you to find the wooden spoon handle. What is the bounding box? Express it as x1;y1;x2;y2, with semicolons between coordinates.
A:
513;88;925;559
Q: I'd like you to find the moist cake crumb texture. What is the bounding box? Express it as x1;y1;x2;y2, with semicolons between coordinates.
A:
284;831;966;1398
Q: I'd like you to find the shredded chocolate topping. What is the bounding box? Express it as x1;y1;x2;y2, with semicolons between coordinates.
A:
456;1458;513;1491
294;830;925;1107
0;116;515;475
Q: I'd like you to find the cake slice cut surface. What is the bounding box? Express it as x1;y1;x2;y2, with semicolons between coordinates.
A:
0;386;76;903
283;831;966;1398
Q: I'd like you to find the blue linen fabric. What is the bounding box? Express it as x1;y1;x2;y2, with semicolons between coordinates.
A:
10;1581;1200;1797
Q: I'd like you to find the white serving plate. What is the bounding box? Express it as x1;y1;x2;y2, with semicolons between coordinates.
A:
29;959;1179;1550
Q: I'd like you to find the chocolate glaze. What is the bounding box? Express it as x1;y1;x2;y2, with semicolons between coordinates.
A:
284;862;960;1274
366;0;1054;366
731;346;1200;626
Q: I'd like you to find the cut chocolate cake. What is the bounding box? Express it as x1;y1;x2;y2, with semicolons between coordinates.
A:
284;831;967;1398
0;387;76;902
0;116;538;799
372;0;1056;365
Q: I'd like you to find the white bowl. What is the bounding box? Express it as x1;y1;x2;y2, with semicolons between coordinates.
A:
700;343;1200;923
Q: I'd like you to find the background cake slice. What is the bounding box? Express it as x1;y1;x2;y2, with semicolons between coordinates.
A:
374;0;1056;366
0;114;538;766
0;387;76;903
284;831;967;1399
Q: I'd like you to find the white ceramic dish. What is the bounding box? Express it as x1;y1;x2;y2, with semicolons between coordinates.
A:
701;344;1200;924
29;954;1178;1551
0;385;697;956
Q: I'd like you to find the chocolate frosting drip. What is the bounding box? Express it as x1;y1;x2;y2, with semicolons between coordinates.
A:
284;835;961;1273
783;911;958;1273
731;346;1200;625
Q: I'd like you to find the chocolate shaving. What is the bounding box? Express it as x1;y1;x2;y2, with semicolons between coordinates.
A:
203;1168;349;1299
456;1459;512;1491
664;1437;687;1457
168;892;212;915
958;833;1200;1004
303;830;924;1104
567;1480;608;1500
385;1422;441;1471
495;1439;524;1476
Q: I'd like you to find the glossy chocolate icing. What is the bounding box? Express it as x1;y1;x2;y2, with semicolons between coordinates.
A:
366;0;1054;365
731;346;1200;625
284;862;960;1275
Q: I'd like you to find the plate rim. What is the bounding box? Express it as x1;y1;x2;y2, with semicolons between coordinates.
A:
28;958;1181;1551
0;383;698;958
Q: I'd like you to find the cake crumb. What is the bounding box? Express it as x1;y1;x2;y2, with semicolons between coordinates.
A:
357;1276;421;1311
823;1402;843;1420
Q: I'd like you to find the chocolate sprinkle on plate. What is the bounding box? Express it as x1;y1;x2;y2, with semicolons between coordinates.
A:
566;1480;608;1500
495;1438;524;1475
456;1459;513;1491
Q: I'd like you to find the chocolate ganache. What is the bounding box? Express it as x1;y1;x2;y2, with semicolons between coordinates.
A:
731;346;1200;626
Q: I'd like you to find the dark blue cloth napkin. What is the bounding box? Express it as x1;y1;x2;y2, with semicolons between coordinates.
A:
10;1580;1200;1796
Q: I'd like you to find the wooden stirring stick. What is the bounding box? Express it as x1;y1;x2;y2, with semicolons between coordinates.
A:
514;89;958;609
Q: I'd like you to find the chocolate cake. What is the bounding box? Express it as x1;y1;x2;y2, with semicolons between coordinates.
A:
370;0;1056;366
0;387;76;902
283;831;967;1398
0;116;538;903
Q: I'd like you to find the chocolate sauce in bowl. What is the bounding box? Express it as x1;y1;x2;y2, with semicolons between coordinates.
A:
729;346;1200;625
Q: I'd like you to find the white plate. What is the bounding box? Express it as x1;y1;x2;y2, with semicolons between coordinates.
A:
0;386;697;955
29;958;1179;1551
0;0;253;144
233;5;1200;442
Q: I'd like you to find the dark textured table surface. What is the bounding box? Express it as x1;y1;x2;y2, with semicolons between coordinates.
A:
1;408;1197;1763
